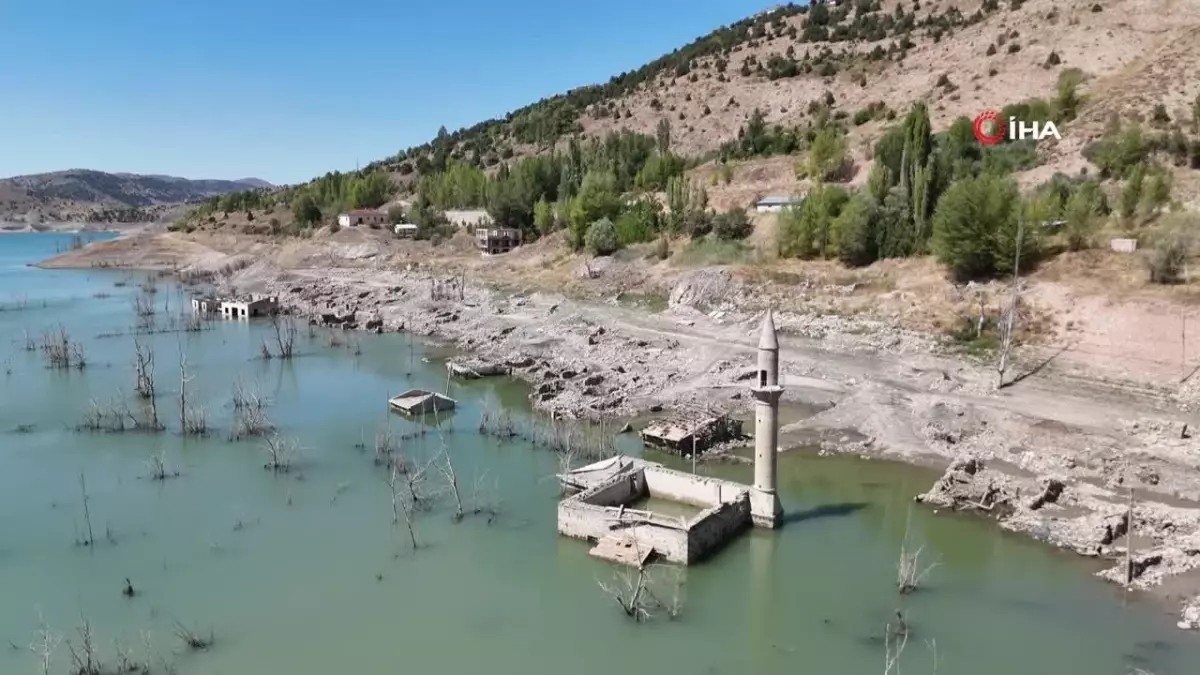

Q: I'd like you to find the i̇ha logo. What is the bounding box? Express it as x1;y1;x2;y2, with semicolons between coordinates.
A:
973;109;1061;144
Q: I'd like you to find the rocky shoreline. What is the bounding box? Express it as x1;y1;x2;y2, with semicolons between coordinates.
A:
39;238;1200;631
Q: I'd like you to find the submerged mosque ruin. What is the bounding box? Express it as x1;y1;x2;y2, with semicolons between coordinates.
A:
556;310;784;566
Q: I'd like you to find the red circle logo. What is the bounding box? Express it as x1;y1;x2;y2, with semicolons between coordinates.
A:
973;110;1005;145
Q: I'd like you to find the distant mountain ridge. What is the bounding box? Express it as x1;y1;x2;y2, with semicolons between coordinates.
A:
0;169;273;223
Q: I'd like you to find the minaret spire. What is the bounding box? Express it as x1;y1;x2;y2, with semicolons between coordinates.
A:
751;309;783;528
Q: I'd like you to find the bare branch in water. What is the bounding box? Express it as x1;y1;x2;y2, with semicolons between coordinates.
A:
262;434;299;473
897;507;940;595
178;347;207;436
270;314;298;359
172;621;213;651
65;613;102;675
29;612;62;675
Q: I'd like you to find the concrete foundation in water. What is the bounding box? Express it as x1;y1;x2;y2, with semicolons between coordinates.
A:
556;310;785;566
557;456;783;565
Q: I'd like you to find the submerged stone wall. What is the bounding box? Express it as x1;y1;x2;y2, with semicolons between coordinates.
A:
645;465;737;506
557;467;648;542
686;493;752;563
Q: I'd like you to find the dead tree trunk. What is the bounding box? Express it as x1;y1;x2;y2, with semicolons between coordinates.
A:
178;348;205;435
133;339;155;400
437;442;464;522
79;473;95;548
997;217;1024;389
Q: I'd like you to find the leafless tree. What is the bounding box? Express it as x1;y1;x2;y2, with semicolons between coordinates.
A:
146;447;179;480
133;339;155;400
29;612;61;675
262;434;299;473
79;397;123;432
390;464;420;550
597;563;657;622
178;348;206;435
231;377;264;410
23;328;37;352
133;290;156;318
112;638;139;674
181;309;203;333
270;314;298;359
897;508;940;594
232;403;273;440
435;442;464;522
883;611;909;675
374;425;407;471
77;473;95;548
469;470;502;523
996;216;1024;389
65;614;102;675
41;325;86;369
172;621;212;651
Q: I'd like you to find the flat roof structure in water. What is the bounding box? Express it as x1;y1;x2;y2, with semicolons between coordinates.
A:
388;389;457;415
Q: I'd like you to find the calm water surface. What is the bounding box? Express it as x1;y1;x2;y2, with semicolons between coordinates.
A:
1;232;1197;675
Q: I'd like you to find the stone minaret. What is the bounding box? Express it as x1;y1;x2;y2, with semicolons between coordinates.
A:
750;309;783;527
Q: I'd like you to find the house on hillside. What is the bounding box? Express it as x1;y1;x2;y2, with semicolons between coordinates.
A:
337;209;387;228
755;195;805;213
394;223;418;238
476;227;522;255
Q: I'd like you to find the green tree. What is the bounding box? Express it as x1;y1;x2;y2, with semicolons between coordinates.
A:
834;193;879;266
292;193;322;227
656;118;672;155
1120;162;1146;220
1053;69;1085;122
1140;168;1171;217
584;218;620;255
713;209;753;240
1062;181;1104;251
806;126;849;182
865;163;894;204
347;172;391;209
931;174;1026;280
776;185;849;259
614;200;662;244
533;197;555;235
568;171;621;249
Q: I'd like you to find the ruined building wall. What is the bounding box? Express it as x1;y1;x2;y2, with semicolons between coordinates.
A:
644;465;745;507
686;493;752;563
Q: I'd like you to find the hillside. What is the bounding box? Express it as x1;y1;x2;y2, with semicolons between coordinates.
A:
0;169;273;224
364;0;1200;180
174;0;1200;259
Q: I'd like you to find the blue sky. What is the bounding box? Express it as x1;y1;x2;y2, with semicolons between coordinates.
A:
0;0;774;185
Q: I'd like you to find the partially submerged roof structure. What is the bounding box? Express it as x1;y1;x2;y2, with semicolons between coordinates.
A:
640;415;743;455
446;359;510;379
388;389;457;415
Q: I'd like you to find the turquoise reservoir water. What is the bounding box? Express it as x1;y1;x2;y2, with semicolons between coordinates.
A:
1;232;1197;674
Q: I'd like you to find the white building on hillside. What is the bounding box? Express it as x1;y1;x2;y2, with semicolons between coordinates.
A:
755;195;805;213
337;209;387;228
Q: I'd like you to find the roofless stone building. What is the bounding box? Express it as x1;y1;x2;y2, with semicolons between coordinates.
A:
557;311;784;565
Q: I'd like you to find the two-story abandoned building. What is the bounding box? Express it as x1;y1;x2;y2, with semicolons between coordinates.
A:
475;227;522;255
